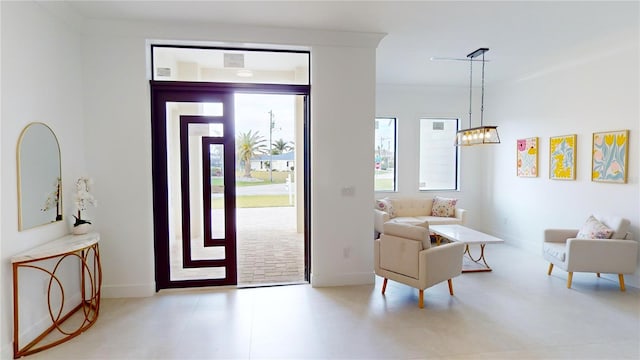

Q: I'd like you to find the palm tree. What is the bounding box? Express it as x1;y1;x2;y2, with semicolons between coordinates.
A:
271;138;293;155
237;130;267;177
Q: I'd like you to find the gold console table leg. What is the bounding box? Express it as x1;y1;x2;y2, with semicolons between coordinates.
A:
13;242;101;358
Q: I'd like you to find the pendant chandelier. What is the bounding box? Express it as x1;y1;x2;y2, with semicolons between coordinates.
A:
455;48;500;146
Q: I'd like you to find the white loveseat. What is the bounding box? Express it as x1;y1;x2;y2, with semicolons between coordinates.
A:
374;197;466;237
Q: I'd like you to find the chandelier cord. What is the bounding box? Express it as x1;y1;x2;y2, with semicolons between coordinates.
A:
480;51;485;127
468;56;473;130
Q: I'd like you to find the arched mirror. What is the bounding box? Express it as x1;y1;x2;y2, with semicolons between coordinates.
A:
17;123;62;230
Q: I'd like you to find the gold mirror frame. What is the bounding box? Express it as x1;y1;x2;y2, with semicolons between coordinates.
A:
17;122;62;230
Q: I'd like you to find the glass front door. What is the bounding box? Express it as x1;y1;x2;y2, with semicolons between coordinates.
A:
151;81;310;290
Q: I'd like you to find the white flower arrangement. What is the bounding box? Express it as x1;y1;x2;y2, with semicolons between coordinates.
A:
73;177;97;227
41;177;62;220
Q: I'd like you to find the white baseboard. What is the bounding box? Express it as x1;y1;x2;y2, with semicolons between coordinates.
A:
101;283;155;298
310;271;375;287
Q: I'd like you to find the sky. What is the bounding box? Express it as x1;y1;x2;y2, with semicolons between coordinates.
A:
234;94;296;147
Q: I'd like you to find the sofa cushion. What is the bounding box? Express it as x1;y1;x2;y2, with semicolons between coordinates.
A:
576;215;614;239
387;216;462;227
543;242;566;262
414;216;462;225
387;217;426;226
375;198;396;218
431;196;457;217
383;222;430;249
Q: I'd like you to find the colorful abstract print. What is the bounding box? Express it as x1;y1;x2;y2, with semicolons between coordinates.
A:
550;135;576;180
592;131;628;183
517;138;538;177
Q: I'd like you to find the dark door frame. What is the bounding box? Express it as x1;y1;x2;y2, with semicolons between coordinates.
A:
150;81;311;290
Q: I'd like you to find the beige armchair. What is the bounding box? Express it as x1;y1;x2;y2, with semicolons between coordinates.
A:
543;215;638;291
374;222;465;308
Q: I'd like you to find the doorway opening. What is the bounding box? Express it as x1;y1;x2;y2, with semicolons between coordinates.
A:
234;93;305;286
150;46;310;290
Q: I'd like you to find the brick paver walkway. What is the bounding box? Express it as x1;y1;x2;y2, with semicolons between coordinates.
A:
237;207;305;285
170;207;305;286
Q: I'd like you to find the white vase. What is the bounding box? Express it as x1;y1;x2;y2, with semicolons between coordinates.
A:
72;223;92;235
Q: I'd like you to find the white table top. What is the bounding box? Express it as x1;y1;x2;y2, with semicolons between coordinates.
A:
11;232;100;263
430;225;504;245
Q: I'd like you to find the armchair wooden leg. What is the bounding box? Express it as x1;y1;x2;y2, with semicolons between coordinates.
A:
567;272;573;288
618;274;626;292
447;279;454;296
547;263;553;276
418;289;424;309
382;278;388;294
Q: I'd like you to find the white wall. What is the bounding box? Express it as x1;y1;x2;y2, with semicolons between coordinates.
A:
82;28;156;298
310;45;377;286
486;28;640;287
0;1;87;356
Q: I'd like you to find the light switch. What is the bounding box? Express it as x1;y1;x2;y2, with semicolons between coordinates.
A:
341;186;355;196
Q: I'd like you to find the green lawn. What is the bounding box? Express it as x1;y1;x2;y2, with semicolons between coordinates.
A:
212;195;294;208
246;170;291;183
211;171;293;187
209;170;295;207
375;178;394;191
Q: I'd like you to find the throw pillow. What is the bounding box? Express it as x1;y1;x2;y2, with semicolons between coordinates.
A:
576;215;614;239
431;196;457;217
375;198;396;218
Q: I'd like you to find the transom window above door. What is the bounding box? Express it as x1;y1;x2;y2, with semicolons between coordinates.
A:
151;46;309;85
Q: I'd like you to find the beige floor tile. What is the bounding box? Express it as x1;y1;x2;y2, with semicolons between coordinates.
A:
25;244;639;359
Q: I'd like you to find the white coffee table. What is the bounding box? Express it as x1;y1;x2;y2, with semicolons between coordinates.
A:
430;224;504;273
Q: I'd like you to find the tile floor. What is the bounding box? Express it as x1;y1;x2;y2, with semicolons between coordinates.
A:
27;243;639;359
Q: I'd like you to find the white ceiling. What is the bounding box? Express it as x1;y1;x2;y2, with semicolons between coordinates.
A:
66;1;638;86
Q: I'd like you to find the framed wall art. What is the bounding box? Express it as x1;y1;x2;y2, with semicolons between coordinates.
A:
549;134;577;180
517;137;538;177
592;130;629;183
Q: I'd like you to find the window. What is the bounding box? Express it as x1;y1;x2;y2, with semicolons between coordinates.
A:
419;118;459;191
375;117;396;192
151;46;309;85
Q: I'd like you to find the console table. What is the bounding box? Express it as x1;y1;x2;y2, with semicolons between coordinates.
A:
12;232;101;358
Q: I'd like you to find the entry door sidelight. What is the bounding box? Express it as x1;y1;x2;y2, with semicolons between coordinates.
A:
151;85;237;289
179;116;236;280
